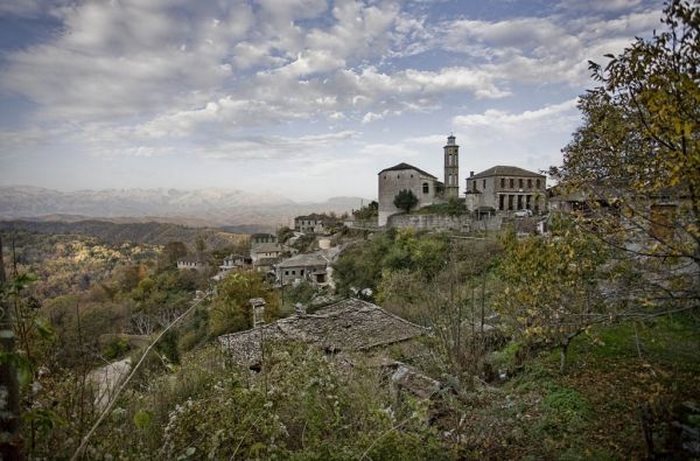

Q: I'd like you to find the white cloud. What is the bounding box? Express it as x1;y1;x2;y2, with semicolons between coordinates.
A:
197;130;358;160
557;0;644;13
1;0;253;120
452;99;581;175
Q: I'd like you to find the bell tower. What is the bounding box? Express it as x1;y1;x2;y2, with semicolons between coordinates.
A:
444;134;459;199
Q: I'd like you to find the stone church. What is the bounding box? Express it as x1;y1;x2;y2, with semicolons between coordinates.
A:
377;135;459;226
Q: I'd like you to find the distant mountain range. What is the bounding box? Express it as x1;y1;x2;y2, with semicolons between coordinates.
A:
0;186;370;228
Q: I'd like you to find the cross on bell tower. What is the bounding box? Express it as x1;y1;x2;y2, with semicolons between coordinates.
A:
444;134;459;199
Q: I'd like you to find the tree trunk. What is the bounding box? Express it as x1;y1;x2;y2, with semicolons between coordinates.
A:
0;236;23;460
559;341;569;374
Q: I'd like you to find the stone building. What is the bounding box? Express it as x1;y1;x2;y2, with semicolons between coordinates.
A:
465;165;546;214
294;214;325;233
275;251;332;287
251;233;277;247
378;135;460;226
221;254;249;269
274;247;341;287
377;163;442;226
176;257;206;271
293;214;340;234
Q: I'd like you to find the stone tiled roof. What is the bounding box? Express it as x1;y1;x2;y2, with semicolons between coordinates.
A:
276;247;340;269
251;243;285;254
470;165;545;179
378;163;437;179
218;299;426;367
177;256;205;264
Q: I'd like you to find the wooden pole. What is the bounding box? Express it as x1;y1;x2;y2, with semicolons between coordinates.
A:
0;235;23;460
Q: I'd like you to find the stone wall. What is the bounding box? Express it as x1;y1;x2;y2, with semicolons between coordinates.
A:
387;213;502;232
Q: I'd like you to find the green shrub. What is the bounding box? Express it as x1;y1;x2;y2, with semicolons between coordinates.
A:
102;336;130;360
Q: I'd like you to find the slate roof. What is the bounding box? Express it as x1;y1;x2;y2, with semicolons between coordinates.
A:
276;247;341;269
177;256;205;264
470;165;545;179
218;299;426;367
378;163;437;179
251;243;285;254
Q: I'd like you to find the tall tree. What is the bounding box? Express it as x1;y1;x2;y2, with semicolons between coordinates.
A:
552;0;700;306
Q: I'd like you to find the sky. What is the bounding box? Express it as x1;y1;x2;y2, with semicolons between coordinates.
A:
0;0;665;201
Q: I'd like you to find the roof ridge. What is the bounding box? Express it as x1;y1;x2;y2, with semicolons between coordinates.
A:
378;163;437;179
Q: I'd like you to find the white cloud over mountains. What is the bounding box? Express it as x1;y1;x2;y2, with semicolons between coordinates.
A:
0;0;664;197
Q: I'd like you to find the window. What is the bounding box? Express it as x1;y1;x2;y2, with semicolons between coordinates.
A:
301;269;304;276
536;179;541;188
285;270;289;275
499;195;505;210
292;270;296;275
397;174;400;179
528;179;532;188
472;181;477;192
483;180;486;188
422;182;429;194
383;175;386;180
509;178;514;188
519;178;523;188
410;174;414;178
501;178;505;188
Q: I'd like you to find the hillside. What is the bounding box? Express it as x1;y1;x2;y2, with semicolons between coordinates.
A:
0;219;247;249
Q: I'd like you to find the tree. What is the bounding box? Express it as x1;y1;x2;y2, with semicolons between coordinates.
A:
195;235;207;257
494;221;611;372
393;190;419;213
353;201;379;220
551;0;700;307
277;226;294;244
160;241;187;269
209;271;280;336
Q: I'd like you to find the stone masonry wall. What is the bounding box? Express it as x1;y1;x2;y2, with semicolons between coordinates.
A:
387;213;502;232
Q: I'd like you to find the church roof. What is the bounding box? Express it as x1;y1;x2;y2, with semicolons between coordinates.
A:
378;163;437;179
470;165;545;179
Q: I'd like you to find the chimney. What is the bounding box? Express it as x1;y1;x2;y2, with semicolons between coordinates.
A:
470;171;474;177
249;298;266;327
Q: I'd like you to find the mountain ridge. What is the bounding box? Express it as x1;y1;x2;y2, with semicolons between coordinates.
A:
0;186;371;227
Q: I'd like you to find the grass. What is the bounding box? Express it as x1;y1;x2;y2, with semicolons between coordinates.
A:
457;314;700;459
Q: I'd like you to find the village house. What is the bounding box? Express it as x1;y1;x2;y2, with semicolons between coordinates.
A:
293;214;340;234
378;135;459;226
250;242;287;265
465;166;547;215
250;242;299;276
218;298;426;368
274;247;341;287
176;256;206;271
251;233;277;247
221;254;249;270
212;253;252;281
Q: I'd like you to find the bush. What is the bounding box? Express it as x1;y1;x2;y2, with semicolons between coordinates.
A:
102;336;130;360
393;189;419;213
